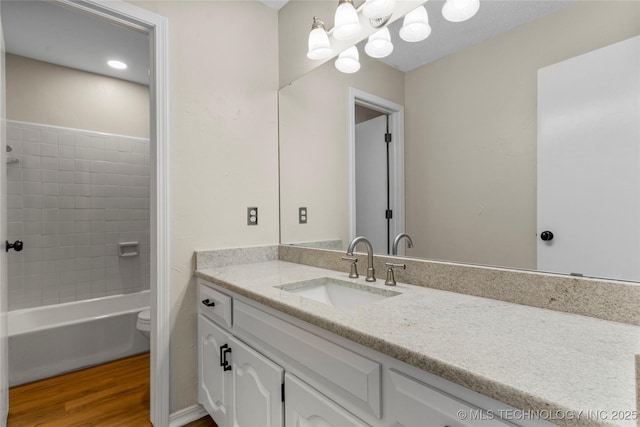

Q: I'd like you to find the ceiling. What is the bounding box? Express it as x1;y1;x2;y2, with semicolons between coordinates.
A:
1;0;573;85
1;0;150;85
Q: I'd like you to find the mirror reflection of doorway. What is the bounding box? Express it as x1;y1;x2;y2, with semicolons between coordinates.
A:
350;89;405;256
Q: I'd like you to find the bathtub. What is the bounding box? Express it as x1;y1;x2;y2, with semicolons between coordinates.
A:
8;291;150;386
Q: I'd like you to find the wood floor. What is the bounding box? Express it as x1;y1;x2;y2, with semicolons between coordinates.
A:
8;352;217;427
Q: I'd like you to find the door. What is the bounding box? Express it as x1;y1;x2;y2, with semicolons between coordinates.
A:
537;35;640;281
355;115;389;254
198;315;233;427
284;373;369;427
229;336;284;427
0;3;8;424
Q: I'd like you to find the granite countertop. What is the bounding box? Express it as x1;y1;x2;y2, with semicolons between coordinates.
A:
195;260;640;427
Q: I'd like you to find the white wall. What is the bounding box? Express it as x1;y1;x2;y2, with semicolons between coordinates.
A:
404;0;640;270
131;0;280;413
6;54;149;139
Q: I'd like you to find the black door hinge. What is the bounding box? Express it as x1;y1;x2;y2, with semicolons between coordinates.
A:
281;383;285;402
385;210;393;219
385;133;392;143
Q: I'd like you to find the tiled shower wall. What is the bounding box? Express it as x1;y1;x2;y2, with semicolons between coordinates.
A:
6;121;150;310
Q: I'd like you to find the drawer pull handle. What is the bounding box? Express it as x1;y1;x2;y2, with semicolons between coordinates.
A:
220;344;232;371
201;298;216;307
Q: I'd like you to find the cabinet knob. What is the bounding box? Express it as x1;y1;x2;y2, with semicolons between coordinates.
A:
540;231;554;241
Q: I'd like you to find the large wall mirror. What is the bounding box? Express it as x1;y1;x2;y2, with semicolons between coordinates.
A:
279;0;640;282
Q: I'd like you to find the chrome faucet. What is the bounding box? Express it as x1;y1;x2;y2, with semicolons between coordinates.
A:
392;233;414;256
346;236;376;282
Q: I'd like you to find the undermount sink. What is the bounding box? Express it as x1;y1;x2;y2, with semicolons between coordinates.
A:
276;277;400;310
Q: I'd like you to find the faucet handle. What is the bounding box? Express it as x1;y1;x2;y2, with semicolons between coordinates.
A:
384;263;406;286
341;256;359;278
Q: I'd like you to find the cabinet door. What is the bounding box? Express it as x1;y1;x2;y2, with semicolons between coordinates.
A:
198;314;232;427
285;373;370;427
229;336;284;427
386;369;513;427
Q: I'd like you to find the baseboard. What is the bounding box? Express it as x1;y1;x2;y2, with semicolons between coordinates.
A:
169;404;209;427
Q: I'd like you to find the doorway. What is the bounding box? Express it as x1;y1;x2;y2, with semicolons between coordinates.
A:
349;88;405;255
0;1;168;426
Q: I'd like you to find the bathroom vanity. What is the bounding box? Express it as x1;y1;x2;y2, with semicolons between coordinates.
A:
194;249;640;427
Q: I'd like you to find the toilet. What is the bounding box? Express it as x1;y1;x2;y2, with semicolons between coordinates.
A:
136;309;150;339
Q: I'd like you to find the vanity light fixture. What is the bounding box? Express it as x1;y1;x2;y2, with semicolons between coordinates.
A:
399;5;431;42
365;27;394;58
107;59;127;70
362;0;396;27
335;46;361;73
442;0;480;22
307;17;334;60
333;0;362;41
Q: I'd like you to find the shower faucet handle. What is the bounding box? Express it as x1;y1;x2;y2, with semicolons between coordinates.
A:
5;240;23;253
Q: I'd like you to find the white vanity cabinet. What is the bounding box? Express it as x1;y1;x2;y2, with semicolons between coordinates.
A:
197;278;527;427
198;314;284;427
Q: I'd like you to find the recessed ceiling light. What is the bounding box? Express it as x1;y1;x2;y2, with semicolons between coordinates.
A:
107;60;127;70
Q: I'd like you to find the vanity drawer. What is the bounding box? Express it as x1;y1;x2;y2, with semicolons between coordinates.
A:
234;300;381;419
198;279;232;328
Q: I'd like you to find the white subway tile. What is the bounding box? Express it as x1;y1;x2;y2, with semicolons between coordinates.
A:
59;145;75;159
42;248;59;261
105;232;120;243
42;183;58;196
59;247;75;260
104;151;120;163
75;233;90;246
59;183;75;196
90;245;105;257
21;155;41;169
58;171;74;183
131;141;150;154
7;126;21;140
41;234;59;248
92;149;106;161
42;196;58;208
58;158;75;171
22;128;41;142
76;147;92;160
90;136;106;150
91;185;107;197
75;221;90;233
7;222;23;236
90;209;106;221
59;196;75;209
42;209;58;222
91;257;106;269
42;170;58;183
8;196;22;209
23;182;42;196
105;256;118;268
75;197;91;209
22;142;41;156
22;196;41;209
59;209;74;221
90;231;106;243
58;234;74;247
23;248;42;262
41;157;59;171
75;209;91;221
58;133;75;146
118;139;132;153
41;144;58;158
23;169;42;183
75;184;91;197
91;197;107;209
7;209;21;222
7;139;22;154
42;222;58;235
76;257;91;270
105;186;120;197
75;247;91;259
59;221;75;234
23;222;42;236
76;172;91;184
105;222;119;232
42;131;58;145
75;159;91;172
23;209;42;222
7;167;23;182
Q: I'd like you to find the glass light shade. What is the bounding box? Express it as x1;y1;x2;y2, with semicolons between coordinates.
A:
364;27;394;59
333;1;362;40
362;0;396;19
307;21;333;60
442;0;480;22
399;6;431;42
335;46;361;73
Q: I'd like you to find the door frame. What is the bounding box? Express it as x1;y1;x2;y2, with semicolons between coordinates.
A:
54;1;170;425
348;88;405;254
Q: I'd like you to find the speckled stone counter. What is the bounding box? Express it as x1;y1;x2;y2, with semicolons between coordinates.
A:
196;260;640;427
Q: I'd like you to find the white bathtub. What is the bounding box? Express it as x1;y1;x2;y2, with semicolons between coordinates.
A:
8;291;150;386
